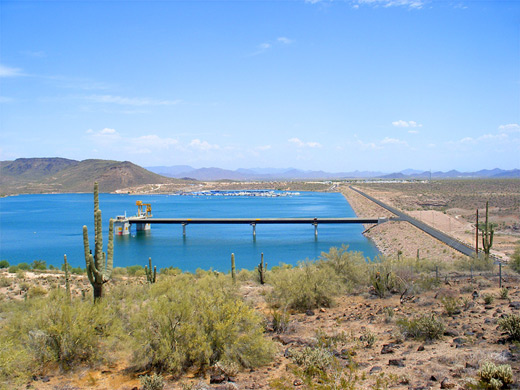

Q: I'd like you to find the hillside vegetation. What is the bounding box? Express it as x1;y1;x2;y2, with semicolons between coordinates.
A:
0;158;173;196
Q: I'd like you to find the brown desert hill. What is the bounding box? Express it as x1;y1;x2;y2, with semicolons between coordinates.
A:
0;157;173;195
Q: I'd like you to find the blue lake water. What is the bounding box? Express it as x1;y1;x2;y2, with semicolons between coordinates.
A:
0;192;379;272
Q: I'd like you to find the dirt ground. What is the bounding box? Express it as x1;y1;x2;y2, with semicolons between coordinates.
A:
7;271;519;390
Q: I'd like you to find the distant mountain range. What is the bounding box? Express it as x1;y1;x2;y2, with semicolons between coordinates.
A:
0;158;171;195
147;165;520;181
1;157;518;196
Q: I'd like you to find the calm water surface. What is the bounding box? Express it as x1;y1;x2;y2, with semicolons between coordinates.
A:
0;192;379;272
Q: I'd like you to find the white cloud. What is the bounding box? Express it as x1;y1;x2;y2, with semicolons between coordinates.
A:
354;0;425;9
86;95;181;106
381;137;408;146
189;139;220;151
408;130;420;134
259;43;271;50
392;120;422;128
288;137;322;148
277;37;293;44
499;123;520;133
255;145;272;151
87;128;179;153
0;64;23;77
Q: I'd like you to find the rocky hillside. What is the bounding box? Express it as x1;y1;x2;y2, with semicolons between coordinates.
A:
0;158;173;195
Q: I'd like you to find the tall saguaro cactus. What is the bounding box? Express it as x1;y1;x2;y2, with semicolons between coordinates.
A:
482;201;494;260
231;253;236;284
145;257;157;284
258;252;267;285
64;254;71;301
83;182;114;301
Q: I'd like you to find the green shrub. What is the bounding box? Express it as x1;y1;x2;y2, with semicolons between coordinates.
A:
7;266;18;274
289;346;334;376
112;267;128;276
17;263;30;271
0;260;9;268
478;361;513;389
369;261;403;298
126;265;144;276
27;285;47;299
0;277;12;288
510;246;520;273
0;291;120;371
319;245;368;290
130;274;274;375
499;287;509;300
498;314;520;341
440;296;460;316
397;314;445;341
269;260;340;311
483;294;495;305
360;330;376;348
30;260;47;271
140;373;164;390
456;255;494;271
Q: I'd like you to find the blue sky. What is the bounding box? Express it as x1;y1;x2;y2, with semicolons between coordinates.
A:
1;0;519;172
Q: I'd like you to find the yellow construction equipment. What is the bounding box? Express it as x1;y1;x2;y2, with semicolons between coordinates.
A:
136;201;152;218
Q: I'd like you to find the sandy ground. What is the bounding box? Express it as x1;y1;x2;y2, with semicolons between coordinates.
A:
340;186;466;262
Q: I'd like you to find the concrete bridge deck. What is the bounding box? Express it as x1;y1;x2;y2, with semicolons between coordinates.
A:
127;217;385;225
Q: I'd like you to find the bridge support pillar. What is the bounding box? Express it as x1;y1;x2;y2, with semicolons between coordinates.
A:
251;223;256;238
313;222;318;238
182;222;187;237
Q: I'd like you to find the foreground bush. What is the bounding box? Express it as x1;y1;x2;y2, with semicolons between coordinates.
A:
268;260;341;311
478;362;513;389
498;314;520;341
396;314;445;341
130;274;274;375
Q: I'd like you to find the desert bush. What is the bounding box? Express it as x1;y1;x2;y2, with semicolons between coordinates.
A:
440;296;460;316
360;330;376;348
478;361;513;389
134;269;146;277
159;266;182;276
30;260;47;271
498;287;509;300
456;255;494;272
112;267;128;276
0;260;9;269
140;373;164;390
369;260;404;298
0;290;120;372
483;294;495;305
7;266;18;274
130;273;274;375
0;277;12;288
0;339;33;389
289;346;334;376
271;307;290;334
498;314;520;341
27;285;47;299
17;263;30;271
126;265;144;276
269;260;340;311
319;245;368;290
511;246;520;273
397;314;445;341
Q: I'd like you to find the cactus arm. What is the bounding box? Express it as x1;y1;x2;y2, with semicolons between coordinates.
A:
83;226;91;264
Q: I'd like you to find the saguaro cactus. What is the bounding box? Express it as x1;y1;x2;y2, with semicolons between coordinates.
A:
145;257;157;284
482;201;494;260
258;252;267;285
231;253;236;284
83;182;114;301
64;254;71;301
